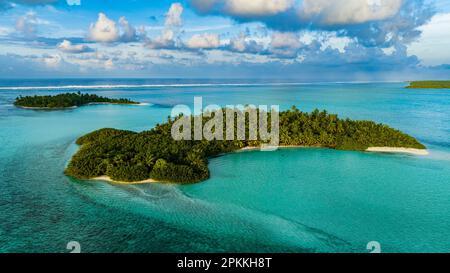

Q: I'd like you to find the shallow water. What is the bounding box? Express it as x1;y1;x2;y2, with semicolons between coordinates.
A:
0;80;449;253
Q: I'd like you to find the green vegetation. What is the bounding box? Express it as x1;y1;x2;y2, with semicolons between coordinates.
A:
65;107;425;184
14;92;138;109
406;81;450;89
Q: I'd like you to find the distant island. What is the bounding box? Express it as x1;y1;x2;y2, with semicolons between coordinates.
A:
14;92;138;109
65;107;427;184
406;81;450;89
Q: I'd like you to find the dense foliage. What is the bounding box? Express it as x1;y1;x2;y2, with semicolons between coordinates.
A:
406;81;450;89
65;107;426;183
14;92;138;108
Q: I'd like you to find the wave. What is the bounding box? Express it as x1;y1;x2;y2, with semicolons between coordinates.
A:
0;83;309;90
0;81;400;91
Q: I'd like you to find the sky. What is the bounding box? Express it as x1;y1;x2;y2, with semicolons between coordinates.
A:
0;0;449;80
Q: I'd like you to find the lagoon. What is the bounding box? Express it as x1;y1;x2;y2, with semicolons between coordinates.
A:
0;79;449;253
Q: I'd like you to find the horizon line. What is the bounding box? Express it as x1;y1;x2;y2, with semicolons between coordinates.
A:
0;80;409;90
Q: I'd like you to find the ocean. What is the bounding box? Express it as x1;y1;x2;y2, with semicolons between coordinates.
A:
0;79;449;253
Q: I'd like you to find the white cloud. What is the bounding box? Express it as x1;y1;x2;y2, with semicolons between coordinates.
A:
268;32;302;58
186;33;221;49
408;12;450;65
188;0;431;48
119;16;137;42
15;11;49;37
270;32;300;49
0;26;13;36
229;35;246;52
301;0;403;25
165;3;184;27
308;32;353;53
41;54;61;68
190;0;293;16
382;46;395;56
146;4;184;49
104;59;114;70
147;29;177;49
228;33;265;54
88;13;137;43
225;0;294;16
88;13;119;43
58;40;93;53
229;33;248;52
190;0;403;21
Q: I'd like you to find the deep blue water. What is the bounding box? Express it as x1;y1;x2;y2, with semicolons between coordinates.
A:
0;79;449;253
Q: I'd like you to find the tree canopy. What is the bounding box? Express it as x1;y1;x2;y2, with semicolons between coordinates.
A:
65;107;426;184
406;81;450;89
14;92;138;109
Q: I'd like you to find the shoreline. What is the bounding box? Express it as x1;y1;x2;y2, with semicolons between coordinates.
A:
241;145;429;155
89;145;428;185
15;102;143;110
239;145;322;151
366;147;429;156
17;105;79;110
91;175;160;185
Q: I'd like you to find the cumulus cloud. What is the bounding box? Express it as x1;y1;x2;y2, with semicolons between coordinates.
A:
188;0;435;47
189;0;405;24
408;12;450;66
270;32;300;49
146;29;178;49
189;0;293;17
267;32;303;58
300;0;403;25
165;3;184;27
118;16;137;42
226;0;294;16
0;0;447;79
58;39;93;53
104;58;114;70
15;11;46;37
146;3;184;49
88;13;138;43
343;0;435;47
41;53;61;68
186;33;221;49
0;53;84;77
88;13;119;43
228;32;264;54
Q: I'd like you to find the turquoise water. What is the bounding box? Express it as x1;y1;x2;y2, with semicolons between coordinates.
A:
0;80;449;253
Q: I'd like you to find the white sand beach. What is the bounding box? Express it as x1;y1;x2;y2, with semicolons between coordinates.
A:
240;146;429;156
366;147;429;156
92;176;159;185
240;145;322;152
18;105;78;110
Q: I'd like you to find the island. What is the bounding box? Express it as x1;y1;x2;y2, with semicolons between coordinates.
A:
65;107;427;184
406;81;450;89
14;92;138;109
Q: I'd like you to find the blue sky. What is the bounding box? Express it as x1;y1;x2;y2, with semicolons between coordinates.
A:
0;0;449;80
